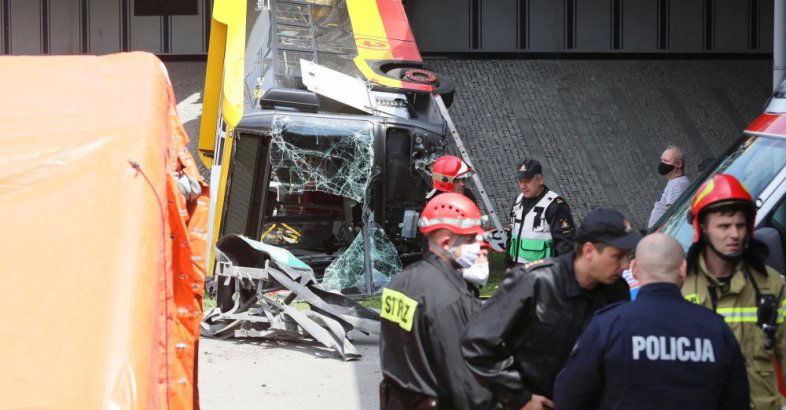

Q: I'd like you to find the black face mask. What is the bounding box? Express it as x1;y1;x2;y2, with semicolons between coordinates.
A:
658;162;675;175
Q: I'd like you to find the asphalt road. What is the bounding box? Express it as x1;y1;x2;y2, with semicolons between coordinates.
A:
198;332;380;410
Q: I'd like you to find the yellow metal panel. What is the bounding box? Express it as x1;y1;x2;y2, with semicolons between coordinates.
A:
218;0;246;129
197;0;246;166
197;18;226;167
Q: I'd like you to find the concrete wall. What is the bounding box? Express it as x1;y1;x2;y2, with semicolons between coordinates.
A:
428;58;771;227
409;0;774;53
0;0;774;56
0;0;211;55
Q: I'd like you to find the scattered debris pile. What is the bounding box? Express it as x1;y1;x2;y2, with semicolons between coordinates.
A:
201;235;380;360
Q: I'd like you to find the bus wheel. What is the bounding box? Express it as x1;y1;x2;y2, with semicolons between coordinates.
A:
402;69;455;108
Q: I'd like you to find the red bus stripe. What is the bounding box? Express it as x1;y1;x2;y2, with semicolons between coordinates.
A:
375;0;422;61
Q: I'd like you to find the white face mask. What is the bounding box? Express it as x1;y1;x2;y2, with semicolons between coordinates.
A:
463;262;489;287
454;242;481;268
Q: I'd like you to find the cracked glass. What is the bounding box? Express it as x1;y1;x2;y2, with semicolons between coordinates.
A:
321;223;403;292
269;115;375;203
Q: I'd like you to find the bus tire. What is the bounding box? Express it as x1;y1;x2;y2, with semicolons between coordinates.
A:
401;68;455;108
434;74;455;108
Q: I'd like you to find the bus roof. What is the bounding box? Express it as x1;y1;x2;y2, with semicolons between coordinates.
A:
200;0;436;164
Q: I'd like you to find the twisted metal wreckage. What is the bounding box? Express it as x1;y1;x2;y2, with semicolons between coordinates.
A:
200;92;502;360
201;112;401;360
199;0;506;360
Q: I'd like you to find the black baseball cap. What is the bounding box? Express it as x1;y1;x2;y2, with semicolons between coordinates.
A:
575;209;642;251
516;159;543;179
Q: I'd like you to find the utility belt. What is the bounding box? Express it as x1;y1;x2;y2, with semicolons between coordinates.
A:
380;378;440;410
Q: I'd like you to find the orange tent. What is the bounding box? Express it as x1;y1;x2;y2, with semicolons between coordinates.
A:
0;52;207;409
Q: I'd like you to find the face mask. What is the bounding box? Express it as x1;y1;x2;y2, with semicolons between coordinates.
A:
463;262;489;287
429;236;478;269
455;242;482;268
658;162;675;175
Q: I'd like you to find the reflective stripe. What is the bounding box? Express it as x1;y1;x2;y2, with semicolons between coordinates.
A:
684;293;700;304
431;172;453;183
418;216;481;229
717;307;758;323
685;293;786;324
520;231;553;241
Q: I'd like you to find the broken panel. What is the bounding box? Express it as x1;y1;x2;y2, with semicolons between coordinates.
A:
321;223;403;292
269;115;374;203
275;2;311;26
277;25;313;50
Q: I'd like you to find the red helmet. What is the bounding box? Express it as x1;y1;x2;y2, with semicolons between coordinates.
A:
689;173;755;243
432;155;473;192
419;193;484;235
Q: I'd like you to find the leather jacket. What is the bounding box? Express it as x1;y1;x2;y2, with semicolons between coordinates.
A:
460;252;629;409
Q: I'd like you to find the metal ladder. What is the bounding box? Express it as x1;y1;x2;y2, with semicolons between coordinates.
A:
434;95;507;251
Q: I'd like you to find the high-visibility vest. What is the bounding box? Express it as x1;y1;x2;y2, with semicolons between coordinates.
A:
509;190;558;263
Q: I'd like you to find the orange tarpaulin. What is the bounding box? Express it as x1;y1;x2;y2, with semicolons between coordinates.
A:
0;52;206;409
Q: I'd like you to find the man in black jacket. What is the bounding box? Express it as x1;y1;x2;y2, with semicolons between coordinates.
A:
380;193;495;410
461;209;640;410
554;233;749;410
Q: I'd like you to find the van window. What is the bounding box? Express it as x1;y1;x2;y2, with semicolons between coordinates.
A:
659;136;786;249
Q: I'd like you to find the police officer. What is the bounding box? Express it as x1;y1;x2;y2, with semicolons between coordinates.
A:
681;174;786;409
461;209;638;410
429;155;478;204
507;159;575;265
554;233;749;409
379;193;495;410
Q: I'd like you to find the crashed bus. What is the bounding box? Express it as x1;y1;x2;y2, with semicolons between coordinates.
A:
197;0;470;356
198;0;456;292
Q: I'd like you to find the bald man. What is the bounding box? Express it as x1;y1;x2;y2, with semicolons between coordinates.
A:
648;146;690;228
554;234;749;410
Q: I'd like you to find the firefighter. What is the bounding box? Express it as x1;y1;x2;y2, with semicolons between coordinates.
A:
379;193;495;410
681;173;786;409
461;209;637;410
429;155;478;204
507;159;575;266
554;233;749;409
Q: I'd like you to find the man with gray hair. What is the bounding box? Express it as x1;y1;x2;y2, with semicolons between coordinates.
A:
554;233;749;409
648;146;690;228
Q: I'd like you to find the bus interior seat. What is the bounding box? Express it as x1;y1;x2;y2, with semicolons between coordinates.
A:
756;227;785;275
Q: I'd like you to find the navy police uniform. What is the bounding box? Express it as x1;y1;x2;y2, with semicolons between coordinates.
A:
554;282;749;410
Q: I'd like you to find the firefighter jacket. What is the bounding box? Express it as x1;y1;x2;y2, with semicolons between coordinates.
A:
506;187;575;265
460;252;629;409
554;282;750;410
379;253;496;410
682;256;786;410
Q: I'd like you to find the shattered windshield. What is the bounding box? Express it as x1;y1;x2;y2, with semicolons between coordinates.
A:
321;223;403;292
269;115;374;202
257;115;374;252
659;135;786;248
